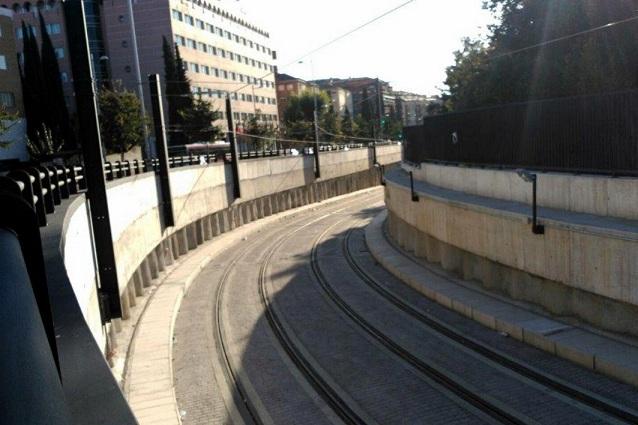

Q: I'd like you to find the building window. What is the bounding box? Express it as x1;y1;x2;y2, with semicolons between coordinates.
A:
239;75;244;83
206;23;214;33
198;42;206;52
202;65;209;75
231;72;236;81
240;93;245;101
222;70;228;79
228;52;234;61
251;59;255;67
171;9;182;21
219;49;225;58
196;19;204;30
16;25;36;39
174;35;185;46
213;68;219;77
46;23;61;35
186;38;196;49
244;57;249;65
185;15;194;25
54;47;64;59
0;55;6;70
224;30;231;39
190;63;199;73
216;28;223;36
0;92;15;107
241;112;247;120
247;94;252;102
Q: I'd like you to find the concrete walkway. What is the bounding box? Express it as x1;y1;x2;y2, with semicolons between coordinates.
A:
124;189;380;425
366;211;638;388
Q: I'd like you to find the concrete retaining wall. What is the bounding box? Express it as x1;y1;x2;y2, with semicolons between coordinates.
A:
385;169;638;336
60;146;401;351
406;162;638;221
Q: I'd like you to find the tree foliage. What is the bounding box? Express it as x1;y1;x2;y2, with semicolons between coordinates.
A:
180;96;223;144
98;87;147;159
444;0;638;111
162;39;221;146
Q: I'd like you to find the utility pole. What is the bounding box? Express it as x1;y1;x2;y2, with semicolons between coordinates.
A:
313;108;321;178
377;78;384;140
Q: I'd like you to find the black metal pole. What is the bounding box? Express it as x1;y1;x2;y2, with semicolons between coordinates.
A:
225;97;241;199
64;0;121;321
410;170;419;202
313;110;321;178
149;74;175;227
532;177;544;234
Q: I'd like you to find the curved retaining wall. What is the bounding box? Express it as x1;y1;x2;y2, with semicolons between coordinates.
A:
61;146;401;351
386;164;638;336
409;162;638;220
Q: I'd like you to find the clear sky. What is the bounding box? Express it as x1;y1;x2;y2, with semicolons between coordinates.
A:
233;0;495;96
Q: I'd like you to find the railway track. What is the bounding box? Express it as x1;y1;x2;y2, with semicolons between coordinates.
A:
310;220;531;425
344;225;638;424
214;193;381;425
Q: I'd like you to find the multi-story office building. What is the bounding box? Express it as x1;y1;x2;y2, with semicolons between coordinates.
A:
275;72;318;119
102;0;278;134
0;7;22;114
394;91;430;126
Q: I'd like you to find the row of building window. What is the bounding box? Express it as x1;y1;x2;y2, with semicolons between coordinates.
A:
171;9;272;57
182;59;274;90
3;0;57;14
174;33;274;76
189;85;276;106
15;22;60;38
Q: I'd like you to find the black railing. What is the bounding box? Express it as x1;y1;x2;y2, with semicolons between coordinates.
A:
404;90;638;176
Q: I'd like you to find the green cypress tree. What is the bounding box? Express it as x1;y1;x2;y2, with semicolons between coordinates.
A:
38;12;75;149
171;45;193;146
20;22;45;144
162;36;177;142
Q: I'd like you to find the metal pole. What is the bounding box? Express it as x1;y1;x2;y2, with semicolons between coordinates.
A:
314;109;321;178
226;97;241;199
149;74;175;227
532;177;544;234
64;0;121;322
126;0;150;157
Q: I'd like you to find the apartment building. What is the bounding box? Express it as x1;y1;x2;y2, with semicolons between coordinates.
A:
394;91;430;126
275;72;318;119
0;7;22;114
102;0;278;133
313;77;394;121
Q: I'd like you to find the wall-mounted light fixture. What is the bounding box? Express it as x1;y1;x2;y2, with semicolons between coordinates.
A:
516;169;544;235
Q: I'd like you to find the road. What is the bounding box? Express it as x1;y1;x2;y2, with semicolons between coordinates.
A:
172;188;638;425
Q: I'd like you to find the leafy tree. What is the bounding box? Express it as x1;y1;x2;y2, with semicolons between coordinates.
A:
26;123;62;158
444;0;638;110
0;105;19;149
162;39;220;146
180;96;223;144
353;114;372;138
320;104;341;142
241;115;276;150
282;90;332;141
340;107;356;138
98;87;147;160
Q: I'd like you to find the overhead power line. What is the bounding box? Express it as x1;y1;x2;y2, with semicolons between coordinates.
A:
228;0;417;95
490;14;638;60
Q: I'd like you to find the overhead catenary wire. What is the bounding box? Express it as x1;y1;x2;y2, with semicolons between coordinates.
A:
488;14;638;61
226;0;418;96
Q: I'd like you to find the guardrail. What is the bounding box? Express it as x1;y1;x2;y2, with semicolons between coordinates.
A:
0;142;391;228
0;190;71;424
404;90;638;177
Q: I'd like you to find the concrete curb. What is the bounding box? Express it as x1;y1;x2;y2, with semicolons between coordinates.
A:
366;210;638;388
125;188;382;424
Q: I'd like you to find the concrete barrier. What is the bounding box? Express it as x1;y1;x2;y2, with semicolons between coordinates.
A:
407;162;638;221
385;166;638;336
60;146;401;352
